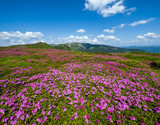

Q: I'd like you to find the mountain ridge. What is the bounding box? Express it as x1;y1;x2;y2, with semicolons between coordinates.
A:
53;42;147;53
5;42;148;53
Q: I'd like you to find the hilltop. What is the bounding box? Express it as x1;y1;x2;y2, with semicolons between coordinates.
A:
8;42;55;49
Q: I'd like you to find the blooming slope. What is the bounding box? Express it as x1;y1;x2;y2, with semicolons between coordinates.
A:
0;48;160;125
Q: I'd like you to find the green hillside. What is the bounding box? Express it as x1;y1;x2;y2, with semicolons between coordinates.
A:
9;42;55;49
53;42;147;53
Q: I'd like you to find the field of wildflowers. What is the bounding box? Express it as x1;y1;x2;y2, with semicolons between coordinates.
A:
0;48;160;125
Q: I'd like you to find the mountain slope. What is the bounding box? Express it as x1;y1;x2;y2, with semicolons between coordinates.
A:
7;42;147;53
53;42;147;53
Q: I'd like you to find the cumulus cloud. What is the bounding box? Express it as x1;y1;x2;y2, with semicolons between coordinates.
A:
97;34;120;41
58;35;92;43
136;32;160;40
0;31;44;46
103;29;114;33
144;32;160;38
76;29;86;33
84;0;135;17
58;34;120;45
131;32;160;45
136;35;145;40
130;18;156;26
0;31;43;40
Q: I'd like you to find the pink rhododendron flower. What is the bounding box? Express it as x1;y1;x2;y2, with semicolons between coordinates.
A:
37;118;42;123
54;116;59;120
47;110;51;115
3;117;9;122
62;107;67;111
128;116;135;120
26;114;30;118
106;115;113;123
95;119;100;124
117;120;121;124
42;109;46;115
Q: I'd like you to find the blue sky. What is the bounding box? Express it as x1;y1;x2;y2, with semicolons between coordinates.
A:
0;0;160;46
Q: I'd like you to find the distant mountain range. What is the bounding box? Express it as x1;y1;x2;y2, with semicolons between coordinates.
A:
52;42;147;53
123;46;160;53
6;42;148;53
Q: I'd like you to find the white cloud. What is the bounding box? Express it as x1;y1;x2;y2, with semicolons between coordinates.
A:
58;34;120;44
0;31;43;40
131;32;160;45
125;7;136;15
144;32;160;38
136;33;160;40
76;29;86;33
130;18;156;26
97;34;120;41
103;29;114;33
0;31;44;46
112;23;125;29
84;0;135;17
119;24;125;28
92;38;98;43
58;35;92;43
136;35;145;39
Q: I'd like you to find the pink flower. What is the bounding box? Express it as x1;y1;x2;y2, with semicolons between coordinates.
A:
90;103;93;107
10;116;15;120
0;109;5;114
74;112;78;119
95;120;100;124
116;114;120;118
106;115;113;123
3;117;9;122
70;116;74;120
85;119;90;124
128;116;135;120
10;119;17;125
117;120;121;124
84;114;90;124
32;108;37;115
155;121;159;125
54;116;59;120
42;109;46;115
143;108;147;111
0;114;2;119
122;116;125;119
37;118;42;123
26;114;30;118
20;115;25;120
54;113;59;120
47;110;51;115
62;107;67;111
42;116;48;123
15;110;23;118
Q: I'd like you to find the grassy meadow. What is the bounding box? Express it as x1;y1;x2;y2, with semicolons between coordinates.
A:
0;47;160;125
